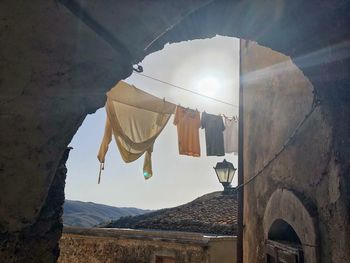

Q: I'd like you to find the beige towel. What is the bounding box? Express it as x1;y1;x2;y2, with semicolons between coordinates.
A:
98;81;175;182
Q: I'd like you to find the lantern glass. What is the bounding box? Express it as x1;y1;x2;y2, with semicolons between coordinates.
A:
213;159;237;189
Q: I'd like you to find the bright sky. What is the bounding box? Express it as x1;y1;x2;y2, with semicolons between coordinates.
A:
65;36;240;210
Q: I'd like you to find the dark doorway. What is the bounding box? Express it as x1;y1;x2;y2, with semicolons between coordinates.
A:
266;219;304;263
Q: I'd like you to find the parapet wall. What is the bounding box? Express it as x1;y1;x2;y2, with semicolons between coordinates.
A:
59;227;236;263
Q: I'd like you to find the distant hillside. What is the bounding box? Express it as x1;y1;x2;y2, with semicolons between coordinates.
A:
102;191;237;235
63;200;150;227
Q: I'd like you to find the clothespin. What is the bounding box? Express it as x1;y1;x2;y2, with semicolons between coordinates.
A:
222;114;230;120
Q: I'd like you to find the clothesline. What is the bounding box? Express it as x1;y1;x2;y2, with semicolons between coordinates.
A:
98;79;320;195
134;72;239;108
98;81;239;183
122;81;239;120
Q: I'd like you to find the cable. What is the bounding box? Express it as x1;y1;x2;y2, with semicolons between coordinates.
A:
135;72;318;191
128;68;317;191
134;72;239;108
234;97;319;192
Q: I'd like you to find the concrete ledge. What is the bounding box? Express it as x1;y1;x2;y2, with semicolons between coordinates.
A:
63;226;236;246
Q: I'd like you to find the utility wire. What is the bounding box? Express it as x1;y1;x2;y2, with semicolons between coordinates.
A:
135;72;319;191
135;72;239;108
234;95;320;191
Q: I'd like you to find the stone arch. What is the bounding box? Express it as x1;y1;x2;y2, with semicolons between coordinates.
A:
263;188;319;262
2;0;325;231
0;0;339;231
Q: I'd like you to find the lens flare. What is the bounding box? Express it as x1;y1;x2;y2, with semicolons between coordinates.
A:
196;76;221;97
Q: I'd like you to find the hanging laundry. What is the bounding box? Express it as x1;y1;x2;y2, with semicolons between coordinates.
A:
223;116;238;154
173;106;201;157
97;81;176;181
200;112;225;156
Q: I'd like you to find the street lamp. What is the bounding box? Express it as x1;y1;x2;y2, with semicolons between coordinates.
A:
213;159;237;190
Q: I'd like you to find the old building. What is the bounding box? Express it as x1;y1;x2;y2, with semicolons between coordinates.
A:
240;41;344;262
0;0;349;262
59;191;237;263
59;227;236;263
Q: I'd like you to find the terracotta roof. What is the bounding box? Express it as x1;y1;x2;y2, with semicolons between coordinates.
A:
103;191;237;235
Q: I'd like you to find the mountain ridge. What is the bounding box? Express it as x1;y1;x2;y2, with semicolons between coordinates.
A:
63;200;150;227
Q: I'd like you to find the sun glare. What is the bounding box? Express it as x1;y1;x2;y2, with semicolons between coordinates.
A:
196;76;221;97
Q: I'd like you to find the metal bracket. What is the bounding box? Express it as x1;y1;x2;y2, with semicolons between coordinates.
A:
133;65;143;73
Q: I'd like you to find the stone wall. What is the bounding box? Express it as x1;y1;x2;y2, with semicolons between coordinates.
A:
58;227;236;263
0;148;71;263
0;0;208;233
241;41;349;262
0;1;210;261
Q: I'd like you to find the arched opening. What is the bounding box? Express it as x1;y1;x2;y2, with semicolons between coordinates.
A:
60;31;318;263
268;219;302;245
264;189;319;263
64;36;239;227
266;219;304;263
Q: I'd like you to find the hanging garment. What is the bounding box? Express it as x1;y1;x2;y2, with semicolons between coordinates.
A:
173;106;201;157
200;112;225;156
223;117;238;154
97;81;176;181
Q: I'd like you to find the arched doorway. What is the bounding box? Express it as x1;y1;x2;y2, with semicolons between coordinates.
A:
266;219;304;263
263;189;319;263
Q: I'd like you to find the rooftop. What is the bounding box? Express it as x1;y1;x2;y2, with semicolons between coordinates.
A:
102;191;237;235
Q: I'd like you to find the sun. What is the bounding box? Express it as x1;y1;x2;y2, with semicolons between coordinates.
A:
196;76;221;97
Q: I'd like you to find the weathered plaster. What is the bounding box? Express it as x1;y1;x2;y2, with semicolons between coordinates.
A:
0;148;71;263
241;41;349;262
0;0;210;232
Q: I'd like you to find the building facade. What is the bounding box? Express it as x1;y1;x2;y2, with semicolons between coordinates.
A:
59;227;236;263
241;41;349;262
